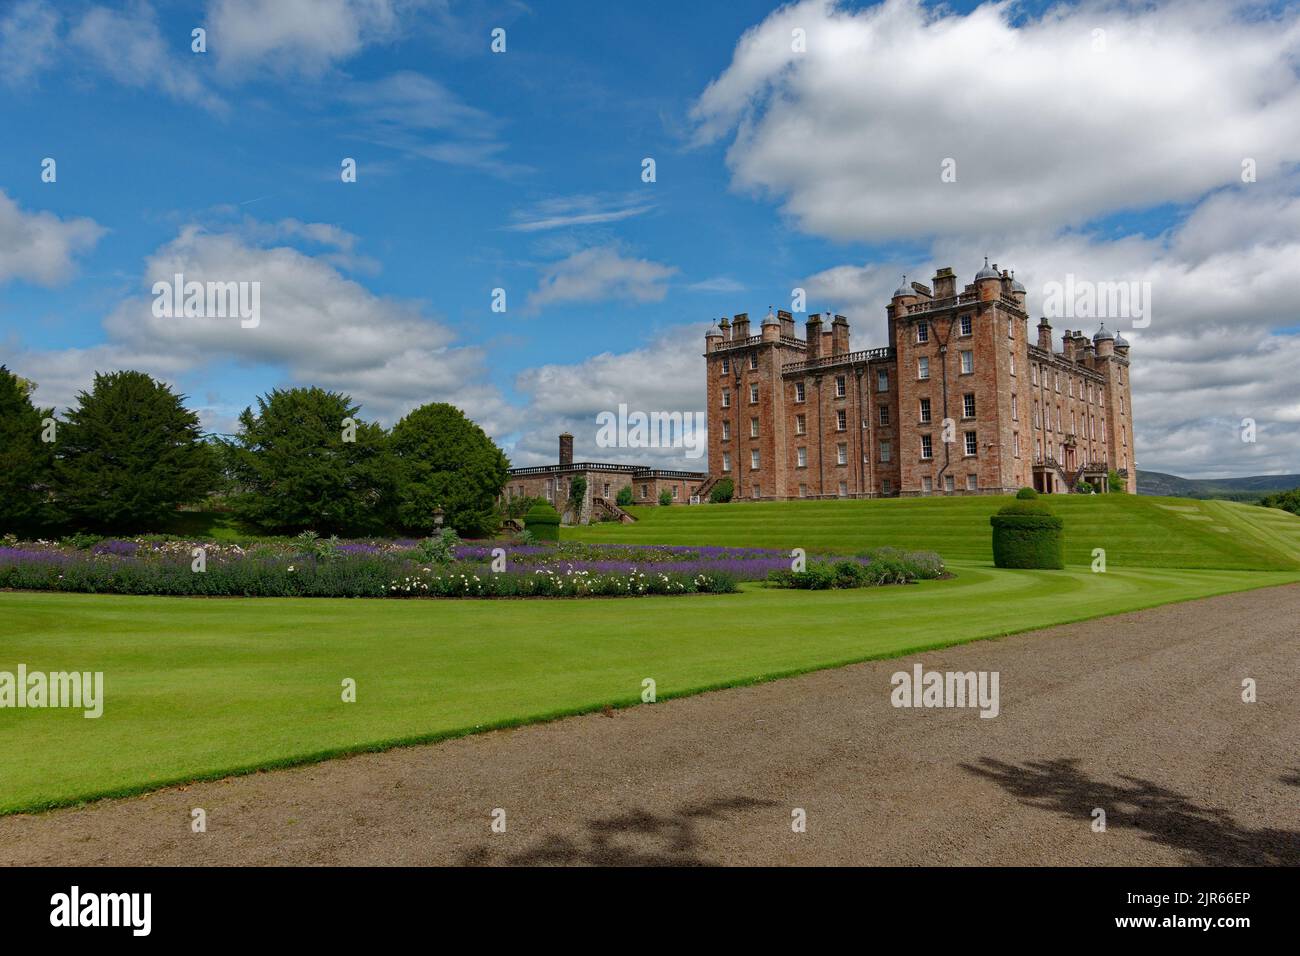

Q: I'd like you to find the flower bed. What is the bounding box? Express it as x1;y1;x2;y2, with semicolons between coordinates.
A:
0;537;945;599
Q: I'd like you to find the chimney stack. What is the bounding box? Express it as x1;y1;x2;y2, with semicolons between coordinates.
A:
732;312;750;340
805;313;824;360
559;432;573;467
831;314;850;355
1037;318;1053;351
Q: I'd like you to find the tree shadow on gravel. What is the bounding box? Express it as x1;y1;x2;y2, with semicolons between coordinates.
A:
962;757;1300;866
458;795;777;866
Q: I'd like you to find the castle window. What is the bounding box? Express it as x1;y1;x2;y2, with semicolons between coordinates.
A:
795;414;806;435
1011;394;1018;420
917;356;930;380
799;483;807;498
641;484;649;498
1036;438;1042;459
750;417;759;438
749;353;759;370
1013;431;1021;458
1008;316;1015;339
963;393;976;419
837;443;848;466
749;383;759;403
750;450;760;470
967;474;978;491
722;421;730;440
1009;354;1016;376
1122;426;1127;446
964;431;978;457
877;369;889;392
721;389;731;408
838;481;848;497
880;440;891;462
673;485;679;499
944;475;955;493
836;409;847;431
960;315;972;336
878;405;890;426
921;434;934;460
917;322;929;343
922;476;933;493
722;453;731;472
919;397;932;423
1120;396;1125;413
1032;364;1039;385
795;382;806;402
1054;372;1060;392
835;375;847;398
721;358;730;374
1069;378;1074;398
752;484;760;499
882;478;893;494
797;447;807;467
960;350;974;374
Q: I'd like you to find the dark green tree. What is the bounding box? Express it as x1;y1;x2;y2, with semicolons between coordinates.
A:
54;370;218;533
389;402;509;537
1259;487;1300;516
0;366;57;534
226;387;390;535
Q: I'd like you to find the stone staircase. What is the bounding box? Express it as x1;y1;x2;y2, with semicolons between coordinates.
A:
591;496;636;524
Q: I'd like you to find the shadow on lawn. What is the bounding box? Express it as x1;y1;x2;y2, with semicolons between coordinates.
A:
458;795;776;866
963;756;1300;866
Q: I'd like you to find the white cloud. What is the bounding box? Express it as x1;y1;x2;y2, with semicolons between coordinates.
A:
70;3;224;112
0;191;105;287
692;0;1300;241
16;219;517;436
505;195;655;233
0;0;59;86
510;328;709;470
525;247;678;313
207;0;402;75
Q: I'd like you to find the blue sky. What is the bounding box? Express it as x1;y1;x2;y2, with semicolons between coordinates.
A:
2;0;1299;476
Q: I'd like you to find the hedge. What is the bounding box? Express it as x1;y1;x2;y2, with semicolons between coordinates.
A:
990;510;1064;569
524;502;561;541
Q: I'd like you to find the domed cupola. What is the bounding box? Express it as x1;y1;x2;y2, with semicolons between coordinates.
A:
975;256;999;281
1010;270;1025;294
1114;332;1130;349
893;275;912;298
1093;323;1115;343
761;306;779;327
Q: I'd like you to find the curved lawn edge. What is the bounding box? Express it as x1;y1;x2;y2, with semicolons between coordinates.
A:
5;572;1297;818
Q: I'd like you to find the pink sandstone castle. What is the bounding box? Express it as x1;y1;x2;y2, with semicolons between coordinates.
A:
703;259;1135;499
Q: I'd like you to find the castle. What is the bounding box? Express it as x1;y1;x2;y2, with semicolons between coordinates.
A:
703;260;1135;499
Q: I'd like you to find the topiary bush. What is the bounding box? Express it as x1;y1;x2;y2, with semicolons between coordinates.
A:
1015;487;1038;500
615;486;634;507
658;488;673;506
524;502;561;541
991;497;1064;569
709;477;734;503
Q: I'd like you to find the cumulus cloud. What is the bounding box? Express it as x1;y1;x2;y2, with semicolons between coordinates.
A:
0;191;105;286
510;329;708;470
207;0;402;75
525;247;678;314
16;219;517;436
691;0;1300;241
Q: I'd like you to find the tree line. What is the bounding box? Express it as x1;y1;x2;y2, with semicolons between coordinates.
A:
0;366;510;537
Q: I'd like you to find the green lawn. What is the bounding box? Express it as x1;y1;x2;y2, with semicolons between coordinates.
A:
3;560;1298;814
570;495;1300;571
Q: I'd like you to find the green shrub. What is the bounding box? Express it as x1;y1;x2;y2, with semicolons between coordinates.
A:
615;486;634;507
990;497;1064;569
524;502;561;541
1015;487;1038;500
1108;469;1126;493
415;528;460;564
709;478;734;504
658;488;673;506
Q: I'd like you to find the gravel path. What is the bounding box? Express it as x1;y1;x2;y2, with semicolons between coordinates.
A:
3;584;1297;866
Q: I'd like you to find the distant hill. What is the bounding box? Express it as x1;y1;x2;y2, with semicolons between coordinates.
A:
1138;470;1300;501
